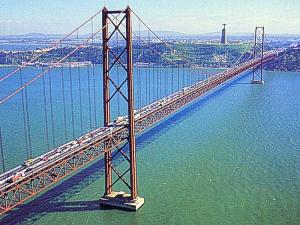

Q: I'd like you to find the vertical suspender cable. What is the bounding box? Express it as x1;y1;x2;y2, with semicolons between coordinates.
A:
138;20;142;109
159;59;162;99
145;30;149;106
150;51;154;102
69;59;76;138
20;69;29;159
0;127;5;173
87;66;92;131
92;63;97;128
151;58;154;103
151;49;154;102
24;81;32;159
151;62;154;103
177;66;180;91
77;29;83;135
183;65;185;87
171;67;174;93
78;65;83;134
144;53;147;106
164;66;167;97
148;70;151;104
141;39;145;107
61;66;68;141
180;64;184;88
188;66;191;86
146;60;148;105
191;66;193;84
42;73;50;151
156;63;159;100
60;42;68;141
149;30;151;104
48;70;56;148
157;59;160;99
91;19;97;128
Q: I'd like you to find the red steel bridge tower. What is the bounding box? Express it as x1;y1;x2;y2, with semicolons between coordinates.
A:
251;26;265;84
99;6;144;211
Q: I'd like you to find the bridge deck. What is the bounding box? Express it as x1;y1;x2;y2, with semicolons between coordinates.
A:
0;51;279;214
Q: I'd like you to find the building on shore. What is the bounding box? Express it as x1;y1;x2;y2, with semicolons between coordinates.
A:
221;24;227;44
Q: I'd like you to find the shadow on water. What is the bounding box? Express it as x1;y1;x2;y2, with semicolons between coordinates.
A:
231;82;251;85
0;73;250;225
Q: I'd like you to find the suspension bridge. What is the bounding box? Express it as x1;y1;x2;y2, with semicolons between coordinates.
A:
0;7;284;214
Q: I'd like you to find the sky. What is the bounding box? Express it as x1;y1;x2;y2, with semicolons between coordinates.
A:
0;0;300;35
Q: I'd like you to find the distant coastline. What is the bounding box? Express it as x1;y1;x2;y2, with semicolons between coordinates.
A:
1;38;299;72
1;63;299;72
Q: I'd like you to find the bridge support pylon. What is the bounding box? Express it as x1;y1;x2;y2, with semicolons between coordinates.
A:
251;26;265;84
99;6;144;211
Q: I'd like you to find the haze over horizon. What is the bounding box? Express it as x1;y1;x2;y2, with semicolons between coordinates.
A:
1;31;300;39
0;0;299;36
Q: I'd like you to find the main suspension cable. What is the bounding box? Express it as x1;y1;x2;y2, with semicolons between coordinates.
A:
0;10;125;105
0;8;103;83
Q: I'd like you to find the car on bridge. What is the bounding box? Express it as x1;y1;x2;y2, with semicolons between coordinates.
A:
22;159;34;167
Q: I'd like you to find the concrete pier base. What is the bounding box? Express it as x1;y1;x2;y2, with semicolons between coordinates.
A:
251;80;264;84
99;191;144;211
